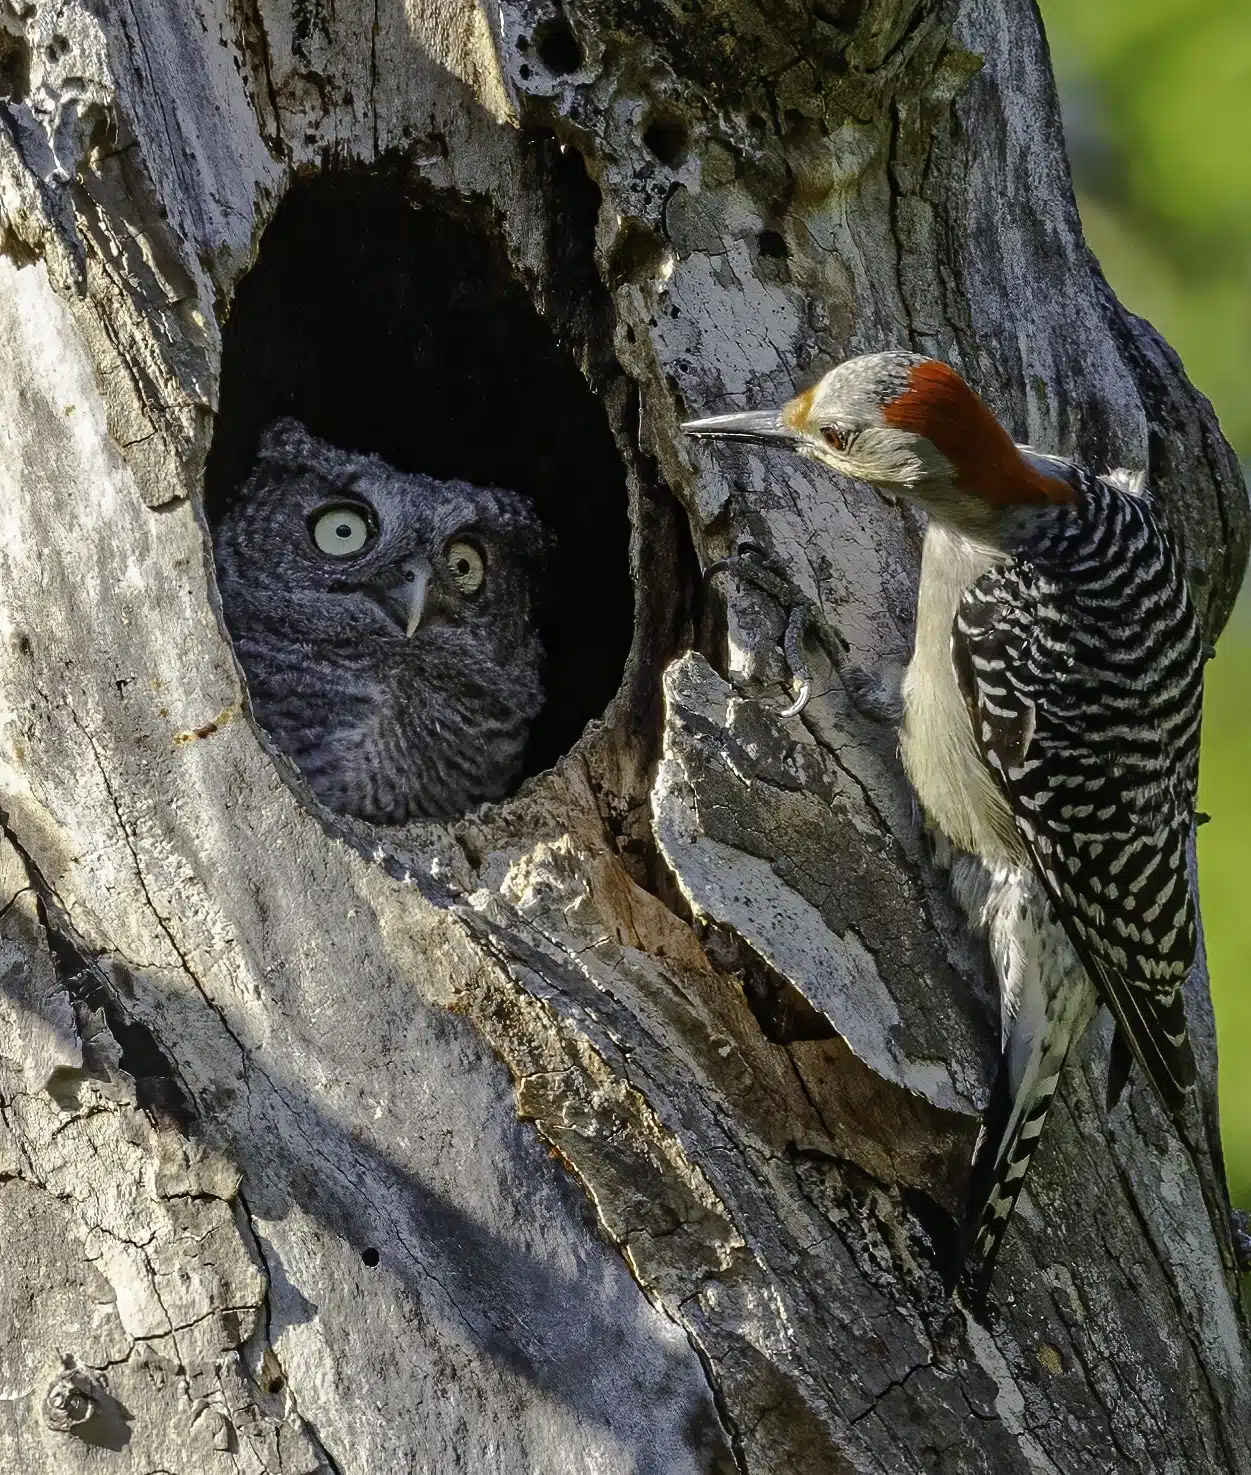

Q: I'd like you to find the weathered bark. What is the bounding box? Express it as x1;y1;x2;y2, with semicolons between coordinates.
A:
0;0;1247;1470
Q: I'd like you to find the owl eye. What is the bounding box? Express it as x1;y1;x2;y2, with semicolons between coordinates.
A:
821;426;844;451
312;504;374;557
445;539;486;595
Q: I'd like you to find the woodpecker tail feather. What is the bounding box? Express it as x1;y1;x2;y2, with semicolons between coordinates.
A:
954;869;1099;1302
957;1027;1077;1300
1105;1025;1134;1113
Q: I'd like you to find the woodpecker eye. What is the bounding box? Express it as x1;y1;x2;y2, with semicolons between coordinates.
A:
311;504;375;557
821;426;844;451
446;539;486;595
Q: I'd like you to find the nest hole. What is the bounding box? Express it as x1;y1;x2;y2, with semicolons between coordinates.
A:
205;168;634;812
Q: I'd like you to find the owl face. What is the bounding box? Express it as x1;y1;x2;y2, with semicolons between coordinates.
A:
215;419;545;659
213;420;549;824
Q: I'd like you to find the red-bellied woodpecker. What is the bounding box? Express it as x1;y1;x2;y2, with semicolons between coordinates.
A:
683;353;1203;1294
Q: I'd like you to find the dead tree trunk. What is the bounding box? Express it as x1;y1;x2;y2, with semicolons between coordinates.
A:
0;0;1247;1470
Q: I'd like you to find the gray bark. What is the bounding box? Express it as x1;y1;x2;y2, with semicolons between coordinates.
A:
0;0;1247;1471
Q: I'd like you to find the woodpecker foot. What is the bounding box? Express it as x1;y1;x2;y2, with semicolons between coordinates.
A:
840;663;905;727
704;542;853;717
1231;1209;1251;1274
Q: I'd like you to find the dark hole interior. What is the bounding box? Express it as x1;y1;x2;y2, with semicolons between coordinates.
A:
205;170;634;791
641;117;688;169
533;16;583;74
0;31;30;102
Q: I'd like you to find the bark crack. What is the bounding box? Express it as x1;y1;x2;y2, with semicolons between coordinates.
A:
369;0;380;160
684;1333;750;1475
847;1354;930;1428
63;702;253;1069
238;0;286;154
236;1187;347;1475
886;97;918;351
1108;1143;1240;1472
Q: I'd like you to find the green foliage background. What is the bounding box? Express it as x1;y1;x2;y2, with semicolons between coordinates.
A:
1037;0;1251;1202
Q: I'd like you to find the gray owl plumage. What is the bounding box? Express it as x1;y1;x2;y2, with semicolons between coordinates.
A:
213;419;546;823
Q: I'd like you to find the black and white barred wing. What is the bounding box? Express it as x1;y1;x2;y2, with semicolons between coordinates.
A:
952;513;1201;1118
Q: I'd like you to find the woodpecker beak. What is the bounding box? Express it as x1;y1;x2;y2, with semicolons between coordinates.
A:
371;557;431;637
681;407;801;450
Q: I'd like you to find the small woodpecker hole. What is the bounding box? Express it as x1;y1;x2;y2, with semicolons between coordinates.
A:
361;1247;381;1267
605;217;667;288
642;117;689;168
533;16;583;74
756;229;791;285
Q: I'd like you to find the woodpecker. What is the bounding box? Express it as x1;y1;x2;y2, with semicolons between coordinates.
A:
683;353;1203;1294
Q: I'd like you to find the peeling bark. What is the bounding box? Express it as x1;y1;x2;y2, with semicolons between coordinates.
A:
0;0;1247;1471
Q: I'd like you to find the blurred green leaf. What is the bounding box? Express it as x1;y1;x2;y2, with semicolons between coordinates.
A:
1076;195;1251;449
1040;0;1251;455
1199;634;1251;1206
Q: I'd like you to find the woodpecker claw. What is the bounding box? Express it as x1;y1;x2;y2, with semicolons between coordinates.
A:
704;542;846;717
778;681;812;719
781;604;816;714
703;543;794;603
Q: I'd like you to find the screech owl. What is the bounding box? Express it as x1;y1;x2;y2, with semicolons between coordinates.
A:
213;419;547;824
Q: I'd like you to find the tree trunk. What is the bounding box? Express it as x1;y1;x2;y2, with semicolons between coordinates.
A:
0;0;1247;1470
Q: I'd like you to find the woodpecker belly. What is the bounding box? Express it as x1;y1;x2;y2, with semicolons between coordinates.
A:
899;522;1025;869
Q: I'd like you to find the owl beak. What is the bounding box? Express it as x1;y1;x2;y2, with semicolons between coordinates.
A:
401;558;431;637
370;557;431;637
681;407;800;449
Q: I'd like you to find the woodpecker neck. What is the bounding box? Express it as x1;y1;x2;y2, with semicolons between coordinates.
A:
899;446;1079;549
895;474;1008;545
994;451;1083;548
